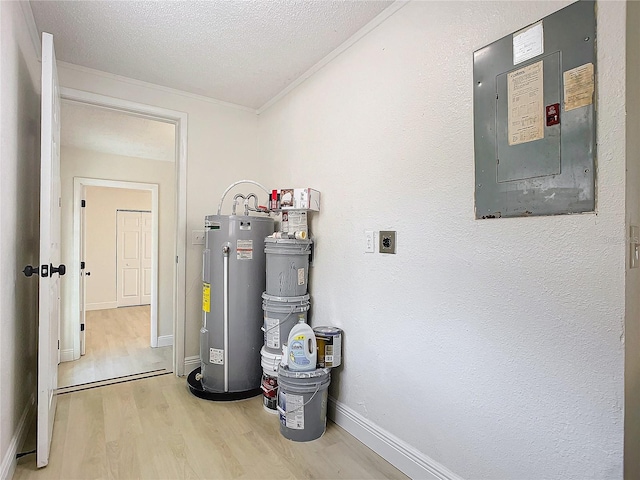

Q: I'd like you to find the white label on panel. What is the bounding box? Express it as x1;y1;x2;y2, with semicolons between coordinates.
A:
237;239;253;260
513;21;543;65
507;60;544;146
210;348;224;365
563;63;594;111
297;268;305;286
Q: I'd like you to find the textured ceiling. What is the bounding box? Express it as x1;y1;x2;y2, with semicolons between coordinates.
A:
61;101;176;162
30;1;394;109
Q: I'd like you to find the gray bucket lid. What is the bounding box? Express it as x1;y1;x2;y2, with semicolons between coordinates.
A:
262;292;310;304
278;365;331;379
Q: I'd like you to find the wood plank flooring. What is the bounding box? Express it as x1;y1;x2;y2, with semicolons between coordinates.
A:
14;374;407;480
58;306;172;388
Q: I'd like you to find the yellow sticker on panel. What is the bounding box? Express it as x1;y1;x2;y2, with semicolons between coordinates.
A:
202;282;211;313
563;63;594;111
507;60;544;146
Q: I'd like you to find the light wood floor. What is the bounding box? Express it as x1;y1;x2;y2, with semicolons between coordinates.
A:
58;306;172;388
14;374;407;480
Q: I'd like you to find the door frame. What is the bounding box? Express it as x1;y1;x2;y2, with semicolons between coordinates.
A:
62;87;188;376
76;181;159;342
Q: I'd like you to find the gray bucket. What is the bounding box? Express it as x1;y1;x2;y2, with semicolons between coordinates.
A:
262;293;310;354
264;238;312;297
277;366;331;442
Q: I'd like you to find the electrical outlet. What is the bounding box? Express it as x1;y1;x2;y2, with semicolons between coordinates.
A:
379;231;396;254
365;230;375;253
192;230;205;245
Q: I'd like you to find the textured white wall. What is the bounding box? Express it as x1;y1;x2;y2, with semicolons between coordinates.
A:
0;1;40;475
60;147;175;348
56;65;264;359
258;1;626;478
625;1;640;477
83;186;152;307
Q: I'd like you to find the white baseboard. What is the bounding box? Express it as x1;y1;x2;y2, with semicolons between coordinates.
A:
85;301;117;311
328;398;462;480
60;349;75;363
157;335;173;348
184;355;200;375
1;393;36;480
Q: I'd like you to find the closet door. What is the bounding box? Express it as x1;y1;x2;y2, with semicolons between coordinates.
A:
117;211;142;307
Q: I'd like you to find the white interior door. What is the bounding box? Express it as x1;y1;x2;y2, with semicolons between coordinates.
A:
141;212;152;305
117;211;142;306
37;32;63;468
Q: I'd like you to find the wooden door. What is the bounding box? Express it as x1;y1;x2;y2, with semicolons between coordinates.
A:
117;211;143;307
37;32;63;468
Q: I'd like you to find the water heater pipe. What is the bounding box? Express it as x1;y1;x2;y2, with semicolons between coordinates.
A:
217;180;270;215
222;243;230;392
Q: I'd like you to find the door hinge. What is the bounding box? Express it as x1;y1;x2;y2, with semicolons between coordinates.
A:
59;197;61;207
80;324;85;331
57;340;60;350
176;256;179;264
81;261;85;269
81;200;86;207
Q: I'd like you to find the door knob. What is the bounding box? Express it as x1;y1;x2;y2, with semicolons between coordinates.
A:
23;265;39;277
50;264;66;276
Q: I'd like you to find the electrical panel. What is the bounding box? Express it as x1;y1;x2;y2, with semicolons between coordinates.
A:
473;0;596;219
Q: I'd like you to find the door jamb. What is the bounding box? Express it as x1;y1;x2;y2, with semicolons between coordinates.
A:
61;87;188;376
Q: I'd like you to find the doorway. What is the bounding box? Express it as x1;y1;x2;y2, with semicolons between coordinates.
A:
57;90;188;389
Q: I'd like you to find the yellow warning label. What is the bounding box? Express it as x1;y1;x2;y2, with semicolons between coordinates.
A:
203;282;211;313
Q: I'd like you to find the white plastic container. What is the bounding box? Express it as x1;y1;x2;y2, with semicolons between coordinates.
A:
286;321;317;371
261;347;282;414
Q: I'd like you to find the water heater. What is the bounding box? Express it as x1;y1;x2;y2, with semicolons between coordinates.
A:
200;214;275;395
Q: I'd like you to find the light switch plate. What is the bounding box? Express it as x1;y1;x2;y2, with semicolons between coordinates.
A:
365;230;375;253
192;230;205;245
379;231;396;254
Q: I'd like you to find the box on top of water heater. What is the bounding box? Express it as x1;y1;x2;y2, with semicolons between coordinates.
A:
279;188;320;211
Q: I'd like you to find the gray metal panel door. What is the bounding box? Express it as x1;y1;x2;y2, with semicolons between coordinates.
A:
473;0;596;218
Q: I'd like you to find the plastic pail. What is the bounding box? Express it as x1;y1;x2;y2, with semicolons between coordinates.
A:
262;293;310;354
264;238;312;297
261;348;282;414
277;366;331;442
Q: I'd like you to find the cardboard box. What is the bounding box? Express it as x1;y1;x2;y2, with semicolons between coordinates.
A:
279;188;320;211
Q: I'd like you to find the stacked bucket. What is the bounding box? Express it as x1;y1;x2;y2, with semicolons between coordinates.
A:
260;236;313;414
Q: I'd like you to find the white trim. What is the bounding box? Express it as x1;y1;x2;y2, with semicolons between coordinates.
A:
60;349;75;363
85;301;118;311
157;335;173;348
58;61;256;113
257;0;409;114
19;1;41;61
184;355;200;374
60;87;188;377
73;178;160;348
328;398;463;480
1;394;36;480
